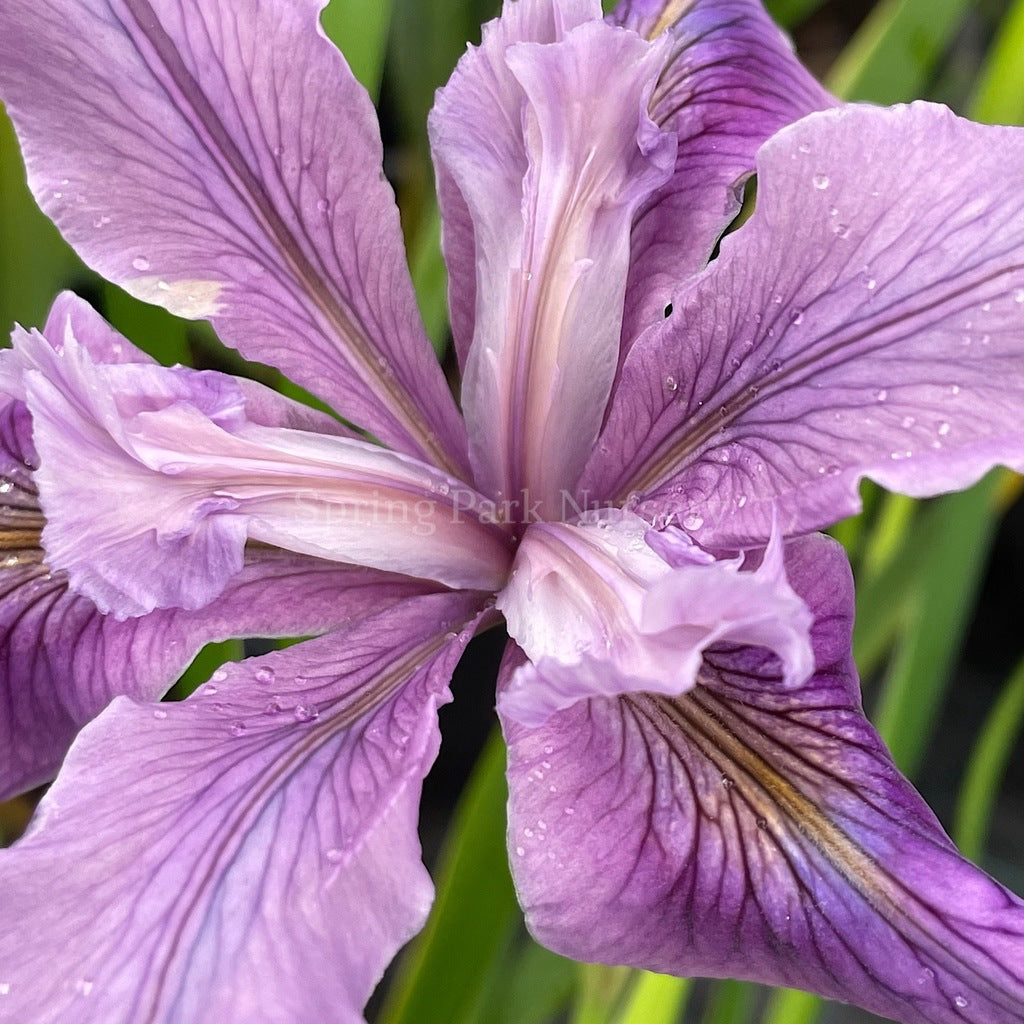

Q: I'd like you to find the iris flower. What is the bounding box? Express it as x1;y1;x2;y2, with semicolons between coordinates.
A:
1;0;1023;1021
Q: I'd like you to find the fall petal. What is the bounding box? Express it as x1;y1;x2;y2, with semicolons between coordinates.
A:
502;534;1024;1024
585;103;1024;545
0;591;485;1024
0;0;467;472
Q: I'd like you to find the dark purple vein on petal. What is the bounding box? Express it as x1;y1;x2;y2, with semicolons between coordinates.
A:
116;0;458;475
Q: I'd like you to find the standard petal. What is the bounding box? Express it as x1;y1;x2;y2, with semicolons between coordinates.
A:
496;513;811;727
0;0;467;473
584;103;1024;545
0;590;485;1024
4;316;512;617
502;534;1024;1024
431;2;676;512
609;0;835;351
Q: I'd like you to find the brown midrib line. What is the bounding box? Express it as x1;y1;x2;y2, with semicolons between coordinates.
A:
119;0;457;475
637;689;1016;1004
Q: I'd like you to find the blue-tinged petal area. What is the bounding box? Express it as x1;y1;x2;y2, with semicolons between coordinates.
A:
584;103;1024;544
0;385;442;800
0;591;486;1024
0;0;468;475
501;535;1024;1024
609;0;836;352
431;0;676;513
1;302;513;618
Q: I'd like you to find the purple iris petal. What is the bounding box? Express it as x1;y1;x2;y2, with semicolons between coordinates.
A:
502;534;1024;1023
0;591;485;1024
583;102;1024;543
496;511;812;726
609;0;836;353
0;0;468;474
432;0;676;512
2;305;513;617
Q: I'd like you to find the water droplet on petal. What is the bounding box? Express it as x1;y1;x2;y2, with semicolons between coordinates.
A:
152;709;168;720
664;375;678;392
682;513;704;531
132;256;150;271
721;774;734;789
255;666;276;685
75;979;94;997
938;421;951;436
325;848;345;864
203;684;219;696
812;173;830;190
798;143;811;154
293;703;320;723
0;982;9;996
229;721;247;737
756;816;769;830
789;309;804;326
515;845;525;857
954;995;969;1009
317;198;330;214
874;389;888;402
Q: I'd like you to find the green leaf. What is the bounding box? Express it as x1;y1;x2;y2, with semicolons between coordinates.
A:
954;657;1024;861
700;979;757;1024
320;0;393;102
378;729;521;1024
971;0;1024;126
761;987;826;1024
408;200;450;357
0;107;84;333
570;964;634;1024
616;972;690;1024
872;474;1003;775
764;0;829;28
826;0;971;103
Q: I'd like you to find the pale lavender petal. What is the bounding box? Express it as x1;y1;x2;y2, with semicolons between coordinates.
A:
0;0;468;473
609;0;835;351
3;317;512;617
496;513;811;727
0;381;439;798
431;2;676;511
585;103;1024;545
430;0;599;371
502;534;1024;1024
0;591;485;1024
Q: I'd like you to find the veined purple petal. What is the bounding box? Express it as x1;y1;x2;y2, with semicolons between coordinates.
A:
609;0;835;352
431;1;676;512
2;312;513;617
0;382;441;799
502;535;1024;1024
584;103;1024;544
0;0;468;474
0;591;485;1024
496;512;811;727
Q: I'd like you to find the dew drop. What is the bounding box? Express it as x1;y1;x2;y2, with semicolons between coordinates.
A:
812;173;830;190
229;721;247;737
543;745;554;756
833;223;851;239
563;806;575;816
737;495;748;508
866;277;877;290
789;309;804;326
523;271;533;281
682;513;704;531
265;697;285;715
131;256;151;271
874;389;888;402
93;215;111;228
75;979;94;997
212;669;228;683
721;774;734;789
152;708;168;720
317;198;330;214
756;816;768;830
901;415;916;428
156;279;170;292
981;301;992;312
255;666;276;685
325;848;345;864
1015;289;1024;304
293;703;320;723
272;143;284;158
0;982;9;996
949;384;961;396
53;190;63;199
664;374;678;392
515;845;525;857
798;143;811;154
954;995;969;1009
203;684;219;696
